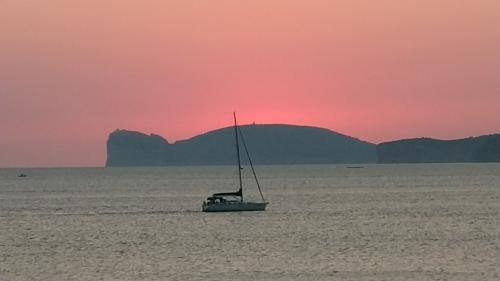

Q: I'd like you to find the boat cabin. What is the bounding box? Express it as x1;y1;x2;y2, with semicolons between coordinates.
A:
204;194;243;206
205;196;226;205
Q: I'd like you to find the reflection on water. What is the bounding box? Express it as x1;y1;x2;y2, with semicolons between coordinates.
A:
0;164;498;280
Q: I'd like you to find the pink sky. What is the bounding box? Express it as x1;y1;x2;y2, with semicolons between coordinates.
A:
1;0;499;167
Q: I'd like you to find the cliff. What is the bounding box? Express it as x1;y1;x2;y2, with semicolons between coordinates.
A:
377;134;500;163
106;124;377;166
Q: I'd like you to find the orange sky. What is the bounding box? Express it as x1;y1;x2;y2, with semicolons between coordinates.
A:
1;0;499;167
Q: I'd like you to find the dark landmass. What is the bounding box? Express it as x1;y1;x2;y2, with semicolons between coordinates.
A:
377;134;500;163
106;124;500;166
106;124;377;166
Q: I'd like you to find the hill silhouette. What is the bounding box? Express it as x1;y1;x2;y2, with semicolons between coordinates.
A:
377;134;500;163
106;124;377;166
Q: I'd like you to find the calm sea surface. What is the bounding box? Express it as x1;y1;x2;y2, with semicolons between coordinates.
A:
0;164;498;281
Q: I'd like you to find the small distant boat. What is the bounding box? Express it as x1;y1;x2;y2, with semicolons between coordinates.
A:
202;113;268;212
18;173;27;178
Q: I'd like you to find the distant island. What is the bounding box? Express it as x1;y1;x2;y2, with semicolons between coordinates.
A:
377;134;500;163
106;125;500;166
106;124;377;166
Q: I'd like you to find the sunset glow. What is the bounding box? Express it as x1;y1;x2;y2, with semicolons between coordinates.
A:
1;0;499;167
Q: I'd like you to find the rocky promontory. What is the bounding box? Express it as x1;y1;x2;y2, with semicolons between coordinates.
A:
106;124;377;166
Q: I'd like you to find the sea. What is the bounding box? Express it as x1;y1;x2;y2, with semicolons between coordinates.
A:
0;164;498;281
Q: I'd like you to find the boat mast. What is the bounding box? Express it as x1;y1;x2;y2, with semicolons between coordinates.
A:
234;112;243;201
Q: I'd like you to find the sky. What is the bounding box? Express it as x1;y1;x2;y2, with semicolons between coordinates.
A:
1;0;499;167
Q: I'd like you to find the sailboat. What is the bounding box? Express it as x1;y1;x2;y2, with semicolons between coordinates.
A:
202;113;268;212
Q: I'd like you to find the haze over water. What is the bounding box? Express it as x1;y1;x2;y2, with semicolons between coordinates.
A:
0;164;498;280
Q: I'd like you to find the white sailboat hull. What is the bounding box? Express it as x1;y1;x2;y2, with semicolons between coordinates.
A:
202;201;268;212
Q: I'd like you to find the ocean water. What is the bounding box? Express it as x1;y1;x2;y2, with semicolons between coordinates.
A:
0;164;498;281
